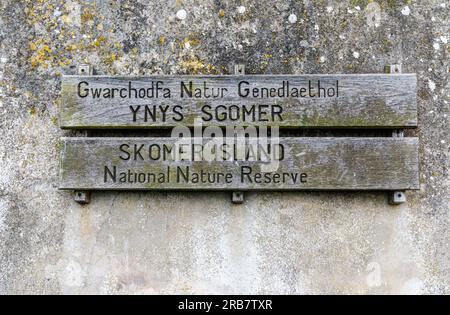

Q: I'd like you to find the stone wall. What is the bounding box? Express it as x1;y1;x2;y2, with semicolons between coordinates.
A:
0;0;448;294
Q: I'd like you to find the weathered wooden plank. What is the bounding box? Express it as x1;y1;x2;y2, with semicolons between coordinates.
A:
60;74;417;129
59;137;419;191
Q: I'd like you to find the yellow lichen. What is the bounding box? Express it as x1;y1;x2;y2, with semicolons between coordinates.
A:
22;1;144;71
105;53;120;65
180;59;205;73
60;15;72;25
158;36;167;45
67;44;78;51
30;44;53;69
94;36;107;47
180;57;217;74
81;8;95;24
180;37;201;49
51;116;59;126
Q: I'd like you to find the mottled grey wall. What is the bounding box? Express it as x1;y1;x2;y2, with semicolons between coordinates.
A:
0;0;448;294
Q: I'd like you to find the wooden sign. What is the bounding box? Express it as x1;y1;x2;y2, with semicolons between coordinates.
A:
60;74;417;129
59;137;419;191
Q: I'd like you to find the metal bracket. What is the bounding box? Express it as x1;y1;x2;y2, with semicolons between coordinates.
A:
234;64;246;75
389;129;406;205
73;65;93;205
232;191;245;204
74;191;91;205
231;64;246;204
78;64;93;75
385;64;402;74
386;64;406;205
389;190;406;205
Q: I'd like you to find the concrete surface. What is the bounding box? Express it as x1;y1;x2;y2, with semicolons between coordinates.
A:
0;0;448;294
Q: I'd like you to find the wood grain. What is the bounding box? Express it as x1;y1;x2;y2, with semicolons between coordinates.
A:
59;137;419;191
60;74;417;129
